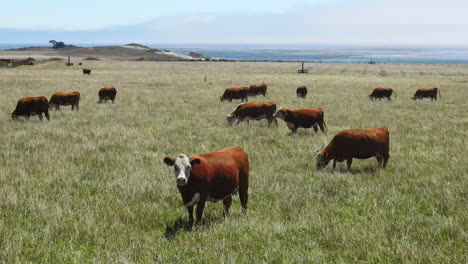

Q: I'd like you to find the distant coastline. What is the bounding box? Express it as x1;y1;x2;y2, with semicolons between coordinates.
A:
1;43;468;64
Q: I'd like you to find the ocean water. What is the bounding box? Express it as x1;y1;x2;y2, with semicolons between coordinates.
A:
2;43;468;64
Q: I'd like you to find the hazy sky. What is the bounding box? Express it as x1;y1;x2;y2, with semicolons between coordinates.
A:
1;0;467;45
2;0;342;30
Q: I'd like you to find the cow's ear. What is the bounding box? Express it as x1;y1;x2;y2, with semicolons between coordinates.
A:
163;157;175;166
190;158;201;169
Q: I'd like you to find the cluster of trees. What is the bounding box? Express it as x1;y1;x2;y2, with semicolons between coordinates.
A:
49;40;66;49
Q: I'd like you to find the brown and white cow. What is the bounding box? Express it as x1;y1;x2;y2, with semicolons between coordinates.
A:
11;96;50;121
163;146;249;225
98;87;117;103
82;69;91;75
49;92;80;110
296;86;307;98
412;88;441;101
317;127;389;170
220;87;249;102
248;84;268;97
369;88;396;101
227;101;277;126
274;107;326;133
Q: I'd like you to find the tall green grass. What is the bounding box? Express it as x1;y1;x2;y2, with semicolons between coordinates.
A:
0;61;466;263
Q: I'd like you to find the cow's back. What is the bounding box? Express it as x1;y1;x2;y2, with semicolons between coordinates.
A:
50;92;80;104
14;96;48;115
331;127;389;159
287;108;323;127
193;147;249;199
233;102;276;118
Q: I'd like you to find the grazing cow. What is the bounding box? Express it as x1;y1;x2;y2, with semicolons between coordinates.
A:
317;127;389;170
49;92;80;110
220;87;249;102
98;87;117;103
82;69;91;75
11;96;50;121
412;88;441;101
296;86;308;98
274;107;326;133
369;88;397;101
163;146;249;225
248;84;268;97
227;101;277;126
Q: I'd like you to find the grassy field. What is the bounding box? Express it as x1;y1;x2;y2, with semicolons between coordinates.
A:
0;61;467;263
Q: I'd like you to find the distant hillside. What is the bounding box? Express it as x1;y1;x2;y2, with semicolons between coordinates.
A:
0;43;209;61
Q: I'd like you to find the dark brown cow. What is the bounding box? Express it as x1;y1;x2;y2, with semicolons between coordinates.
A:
274;108;326;133
98;87;117;103
49;92;80;110
227;101;277;126
369;88;397;101
412;88;441;101
317;127;389;170
78;62;82;66
163;146;249;225
248;84;268;97
82;69;91;75
11;96;50;121
220;87;249;102
296;86;308;98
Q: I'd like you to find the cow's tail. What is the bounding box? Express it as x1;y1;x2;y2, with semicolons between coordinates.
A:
392;90;397;98
436;88;441;98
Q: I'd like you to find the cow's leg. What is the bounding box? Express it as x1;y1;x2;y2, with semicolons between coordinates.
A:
346;158;353;169
383;154;390;168
75;103;79;111
318;122;325;133
223;195;232;218
112;99;115;104
332;160;337;169
313;125;319;133
239;186;248;215
376;153;383;168
268;117;277;127
195;200;206;223
71;104;74;110
38;113;43;121
187;206;194;226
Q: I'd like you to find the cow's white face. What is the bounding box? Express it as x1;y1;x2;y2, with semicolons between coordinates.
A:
163;154;201;186
316;153;330;170
10;111;18;120
273;108;285;120
226;115;237;126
